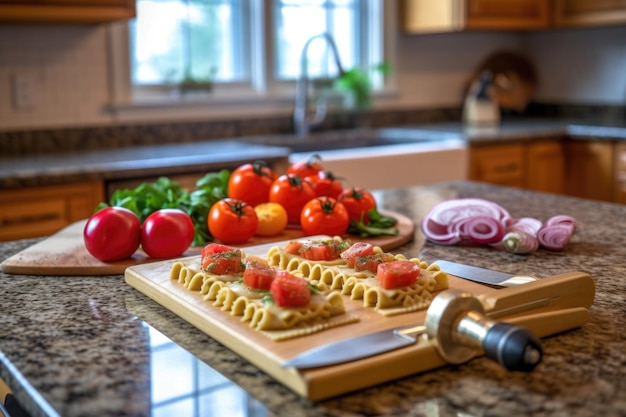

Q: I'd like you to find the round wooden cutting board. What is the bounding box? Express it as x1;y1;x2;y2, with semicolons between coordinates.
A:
0;211;415;276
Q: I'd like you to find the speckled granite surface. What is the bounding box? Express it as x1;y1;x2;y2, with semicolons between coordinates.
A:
1;181;625;417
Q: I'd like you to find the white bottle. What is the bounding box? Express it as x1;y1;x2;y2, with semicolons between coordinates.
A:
463;71;500;127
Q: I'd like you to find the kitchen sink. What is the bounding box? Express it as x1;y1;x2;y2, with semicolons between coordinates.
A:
240;127;469;190
239;127;459;154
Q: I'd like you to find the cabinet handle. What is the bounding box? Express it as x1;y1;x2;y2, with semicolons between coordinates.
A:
1;212;61;227
493;162;520;173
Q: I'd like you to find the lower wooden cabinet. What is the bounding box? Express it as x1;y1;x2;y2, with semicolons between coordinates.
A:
613;142;626;204
0;181;104;241
469;143;526;188
526;140;565;194
469;139;565;194
565;141;614;202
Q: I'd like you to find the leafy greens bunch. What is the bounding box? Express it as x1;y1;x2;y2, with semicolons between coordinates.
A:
97;170;230;246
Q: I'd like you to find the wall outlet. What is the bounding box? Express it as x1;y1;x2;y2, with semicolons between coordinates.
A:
12;73;37;111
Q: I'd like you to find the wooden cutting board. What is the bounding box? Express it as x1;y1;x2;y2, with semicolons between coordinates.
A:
124;246;595;400
0;211;414;276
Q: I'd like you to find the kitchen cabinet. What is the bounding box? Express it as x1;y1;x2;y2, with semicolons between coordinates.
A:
401;0;550;33
0;0;135;24
526;140;565;194
553;0;626;28
469;139;565;193
564;141;614;202
469;143;526;187
0;181;104;241
613;142;626;204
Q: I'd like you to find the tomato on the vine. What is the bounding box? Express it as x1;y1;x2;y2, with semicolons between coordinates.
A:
208;198;258;244
268;174;316;225
142;209;195;259
83;206;141;262
286;155;324;179
305;171;344;199
338;187;377;224
227;160;277;207
300;197;350;236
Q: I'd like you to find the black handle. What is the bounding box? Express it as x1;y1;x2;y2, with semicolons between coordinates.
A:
482;323;543;372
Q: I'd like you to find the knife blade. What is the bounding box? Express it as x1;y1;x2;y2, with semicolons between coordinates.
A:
433;260;538;287
281;324;425;369
282;290;543;371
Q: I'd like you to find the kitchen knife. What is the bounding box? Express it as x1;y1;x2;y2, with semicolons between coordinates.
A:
433;260;538;287
282;289;543;371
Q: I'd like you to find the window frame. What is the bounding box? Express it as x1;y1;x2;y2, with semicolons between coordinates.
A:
106;0;396;120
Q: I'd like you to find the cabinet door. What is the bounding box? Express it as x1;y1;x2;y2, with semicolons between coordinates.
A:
553;0;626;27
0;181;104;241
526;140;565;194
614;142;626;204
565;141;614;202
465;0;550;29
469;143;525;187
0;0;135;23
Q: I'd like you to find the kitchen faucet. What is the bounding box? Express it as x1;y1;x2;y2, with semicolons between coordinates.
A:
293;33;345;137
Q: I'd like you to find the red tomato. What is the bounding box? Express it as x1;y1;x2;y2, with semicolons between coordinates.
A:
285;239;350;261
305;171;344;199
338;187;377;224
83;206;141;262
270;270;311;307
243;257;276;290
377;261;420;289
339;242;394;273
227;160;277;207
201;243;244;275
141;209;195;259
300;197;350;236
268;174;316;225
286;155;324;179
208;198;258;244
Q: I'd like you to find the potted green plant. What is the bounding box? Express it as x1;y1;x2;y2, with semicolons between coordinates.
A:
334;62;390;110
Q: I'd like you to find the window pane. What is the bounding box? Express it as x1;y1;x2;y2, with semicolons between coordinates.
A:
131;0;246;85
274;0;359;80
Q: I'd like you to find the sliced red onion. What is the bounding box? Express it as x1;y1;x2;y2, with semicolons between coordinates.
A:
420;217;463;245
465;215;505;244
507;217;543;236
537;224;575;251
426;198;512;226
545;215;577;230
502;231;539;255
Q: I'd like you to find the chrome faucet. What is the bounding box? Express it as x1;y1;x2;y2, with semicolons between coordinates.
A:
293;33;345;137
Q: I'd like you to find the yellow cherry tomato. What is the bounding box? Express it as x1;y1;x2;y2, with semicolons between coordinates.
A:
254;203;288;236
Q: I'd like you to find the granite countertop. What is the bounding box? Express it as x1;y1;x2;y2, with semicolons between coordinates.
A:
390;119;626;144
1;181;624;417
0;139;290;188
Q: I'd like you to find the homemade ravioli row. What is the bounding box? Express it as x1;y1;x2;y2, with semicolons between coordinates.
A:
169;238;449;341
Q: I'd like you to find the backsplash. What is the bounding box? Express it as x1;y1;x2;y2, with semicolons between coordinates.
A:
0;107;461;157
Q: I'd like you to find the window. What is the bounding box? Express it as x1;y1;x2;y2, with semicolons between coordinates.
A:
119;0;389;104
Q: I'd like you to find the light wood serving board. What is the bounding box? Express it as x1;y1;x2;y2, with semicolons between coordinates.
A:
124;246;595;401
1;211;414;276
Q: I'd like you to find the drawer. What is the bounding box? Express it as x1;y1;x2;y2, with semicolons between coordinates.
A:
0;181;104;241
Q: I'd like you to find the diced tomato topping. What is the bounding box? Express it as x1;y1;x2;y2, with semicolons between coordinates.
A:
353;253;396;273
284;241;304;255
340;242;376;267
270;271;311;307
243;257;276;290
289;239;350;261
376;261;420;289
200;243;244;275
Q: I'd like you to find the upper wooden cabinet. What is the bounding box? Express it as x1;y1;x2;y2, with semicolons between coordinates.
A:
0;0;136;24
553;0;626;28
401;0;550;33
401;0;626;33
